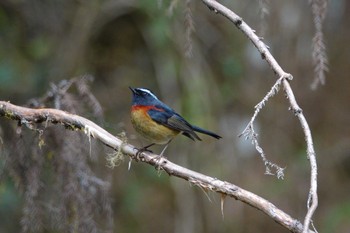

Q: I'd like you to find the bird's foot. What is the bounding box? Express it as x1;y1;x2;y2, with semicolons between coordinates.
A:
153;143;169;170
135;147;153;161
152;154;167;172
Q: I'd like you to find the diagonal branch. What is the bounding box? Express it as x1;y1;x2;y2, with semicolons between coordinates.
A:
0;101;313;233
200;1;318;232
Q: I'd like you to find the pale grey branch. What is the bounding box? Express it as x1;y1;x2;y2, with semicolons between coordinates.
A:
201;0;318;232
0;101;313;233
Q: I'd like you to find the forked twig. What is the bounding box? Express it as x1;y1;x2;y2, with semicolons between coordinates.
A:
201;0;318;232
239;77;285;178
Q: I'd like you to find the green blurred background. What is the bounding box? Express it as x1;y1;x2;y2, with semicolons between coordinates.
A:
0;0;349;232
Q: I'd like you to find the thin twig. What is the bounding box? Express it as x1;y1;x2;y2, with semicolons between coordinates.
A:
239;77;285;178
201;0;318;232
0;101;313;233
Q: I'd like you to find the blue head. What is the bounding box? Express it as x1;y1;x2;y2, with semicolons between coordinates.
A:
129;87;160;106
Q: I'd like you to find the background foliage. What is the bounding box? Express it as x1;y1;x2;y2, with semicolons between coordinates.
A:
0;0;349;232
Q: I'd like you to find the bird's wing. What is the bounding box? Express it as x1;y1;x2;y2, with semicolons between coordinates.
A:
148;108;201;141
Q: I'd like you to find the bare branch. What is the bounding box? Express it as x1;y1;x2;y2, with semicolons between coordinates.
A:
283;79;318;233
239;77;285;178
201;0;318;232
0;101;314;233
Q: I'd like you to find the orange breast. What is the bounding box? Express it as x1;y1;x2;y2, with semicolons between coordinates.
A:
131;105;179;145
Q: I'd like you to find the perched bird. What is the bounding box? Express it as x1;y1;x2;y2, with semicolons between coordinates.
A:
129;87;221;157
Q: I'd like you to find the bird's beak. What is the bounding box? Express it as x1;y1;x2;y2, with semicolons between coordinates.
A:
129;87;136;94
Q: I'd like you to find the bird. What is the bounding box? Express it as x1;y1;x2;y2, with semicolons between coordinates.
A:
129;87;221;158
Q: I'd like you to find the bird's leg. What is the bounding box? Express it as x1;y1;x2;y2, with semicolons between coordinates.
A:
136;143;155;160
154;140;171;169
159;143;169;157
142;143;155;151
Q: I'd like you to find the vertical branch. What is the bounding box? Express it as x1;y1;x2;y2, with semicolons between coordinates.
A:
201;0;318;232
283;79;318;233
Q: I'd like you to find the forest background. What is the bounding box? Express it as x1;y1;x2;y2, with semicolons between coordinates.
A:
0;0;349;233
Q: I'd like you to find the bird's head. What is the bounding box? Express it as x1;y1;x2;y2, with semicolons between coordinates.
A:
129;87;159;106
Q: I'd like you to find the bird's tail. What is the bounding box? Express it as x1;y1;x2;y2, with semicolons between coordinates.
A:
192;125;222;139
